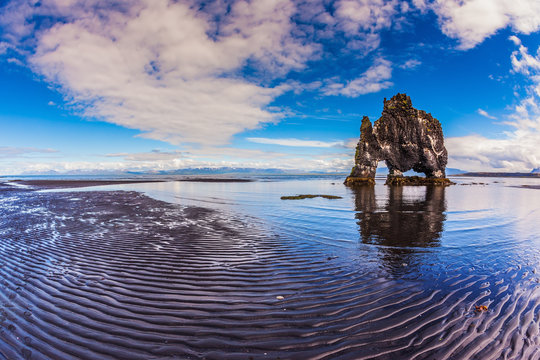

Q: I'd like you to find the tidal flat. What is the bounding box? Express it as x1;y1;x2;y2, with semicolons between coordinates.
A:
1;175;540;359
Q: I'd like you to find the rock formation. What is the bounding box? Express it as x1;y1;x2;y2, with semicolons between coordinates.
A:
345;93;451;186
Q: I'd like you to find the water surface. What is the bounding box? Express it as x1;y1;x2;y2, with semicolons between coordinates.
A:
1;176;540;359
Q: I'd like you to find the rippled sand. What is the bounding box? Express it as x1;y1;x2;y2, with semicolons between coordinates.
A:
1;179;540;359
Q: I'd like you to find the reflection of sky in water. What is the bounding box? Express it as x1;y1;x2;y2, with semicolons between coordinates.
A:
49;176;540;276
32;176;540;357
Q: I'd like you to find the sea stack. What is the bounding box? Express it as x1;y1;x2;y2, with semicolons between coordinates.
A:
345;93;451;186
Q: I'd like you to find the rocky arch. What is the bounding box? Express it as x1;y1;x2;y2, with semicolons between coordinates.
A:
345;93;449;185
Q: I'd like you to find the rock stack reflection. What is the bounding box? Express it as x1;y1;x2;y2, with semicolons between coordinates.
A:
353;185;446;269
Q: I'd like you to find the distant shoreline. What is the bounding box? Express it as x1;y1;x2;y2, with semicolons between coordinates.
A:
6;177;264;189
7;179;167;189
455;172;540;178
6;178;259;189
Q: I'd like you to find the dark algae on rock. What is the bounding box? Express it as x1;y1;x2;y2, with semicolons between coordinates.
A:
385;176;454;186
345;93;452;186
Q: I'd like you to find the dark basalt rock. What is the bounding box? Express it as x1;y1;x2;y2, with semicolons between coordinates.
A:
384;176;453;186
346;93;451;186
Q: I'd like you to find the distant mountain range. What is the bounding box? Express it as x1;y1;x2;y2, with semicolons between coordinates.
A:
18;167;348;176
17;166;470;177
15;166;540;178
446;168;468;175
453;167;540;177
458;172;540;178
128;167;346;175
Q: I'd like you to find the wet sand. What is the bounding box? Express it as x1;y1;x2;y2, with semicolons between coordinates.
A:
519;185;540;190
7;178;255;190
9;179;166;189
1;181;540;359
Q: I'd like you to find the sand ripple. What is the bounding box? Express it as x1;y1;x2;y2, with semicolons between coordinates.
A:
1;184;540;359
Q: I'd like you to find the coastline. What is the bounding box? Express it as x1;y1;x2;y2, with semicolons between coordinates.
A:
1;177;540;359
7;179;167;189
456;172;540;178
5;177;257;190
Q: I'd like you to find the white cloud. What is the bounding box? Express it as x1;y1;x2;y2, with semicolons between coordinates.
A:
447;132;540;172
433;0;540;49
6;57;23;66
0;41;8;55
247;137;344;148
477;108;497;119
412;0;429;12
333;0;404;52
9;0;317;146
106;150;183;161
3;0;540;175
0;136;356;175
291;0;408;55
344;138;361;149
511;42;540;79
0;0;417;157
1;151;354;175
399;59;421;69
508;35;521;46
322;58;393;97
0;146;58;158
448;39;540;172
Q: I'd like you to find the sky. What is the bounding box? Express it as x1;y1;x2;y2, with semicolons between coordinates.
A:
0;0;539;175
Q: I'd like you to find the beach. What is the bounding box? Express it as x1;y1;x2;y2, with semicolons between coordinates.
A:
1;177;540;359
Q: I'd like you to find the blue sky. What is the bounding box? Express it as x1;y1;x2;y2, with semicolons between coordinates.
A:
0;0;539;174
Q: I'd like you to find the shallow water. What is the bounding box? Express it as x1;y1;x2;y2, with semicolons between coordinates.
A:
2;176;540;359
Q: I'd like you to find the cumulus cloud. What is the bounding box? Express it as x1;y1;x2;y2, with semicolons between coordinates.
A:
292;0;409;54
477;109;497;119
446;134;540;171
4;0;316;146
2;150;354;175
247;137;344;148
322;58;393;97
433;0;540;49
510;42;540;85
106;150;183;161
0;136;357;175
4;0;540;174
332;0;405;51
448;38;540;172
0;0;427;155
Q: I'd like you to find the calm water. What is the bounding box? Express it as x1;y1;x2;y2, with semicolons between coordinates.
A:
1;176;540;359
